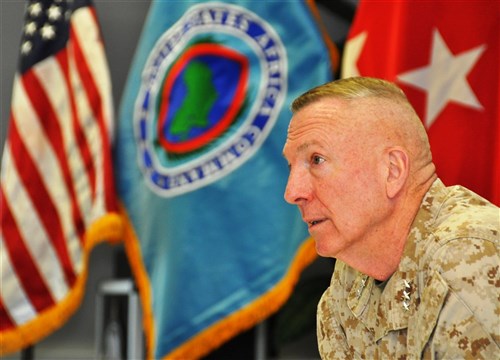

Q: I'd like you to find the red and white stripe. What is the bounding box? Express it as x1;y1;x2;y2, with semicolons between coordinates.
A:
0;5;116;331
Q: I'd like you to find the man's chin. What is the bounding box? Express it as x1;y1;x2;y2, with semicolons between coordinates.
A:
314;238;336;258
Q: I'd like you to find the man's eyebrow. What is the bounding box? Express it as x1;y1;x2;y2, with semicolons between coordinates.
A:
282;141;316;159
297;142;314;153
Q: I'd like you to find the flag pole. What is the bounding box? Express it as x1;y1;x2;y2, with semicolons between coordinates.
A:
254;320;268;360
21;345;34;360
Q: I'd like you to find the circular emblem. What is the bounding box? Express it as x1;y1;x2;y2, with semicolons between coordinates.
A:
135;2;287;197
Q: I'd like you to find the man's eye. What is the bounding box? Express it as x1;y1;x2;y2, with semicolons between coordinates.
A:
312;155;324;165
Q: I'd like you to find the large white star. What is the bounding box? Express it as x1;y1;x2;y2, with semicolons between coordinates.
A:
397;29;485;128
341;31;367;78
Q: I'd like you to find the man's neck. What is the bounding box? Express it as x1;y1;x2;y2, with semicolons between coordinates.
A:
339;188;430;281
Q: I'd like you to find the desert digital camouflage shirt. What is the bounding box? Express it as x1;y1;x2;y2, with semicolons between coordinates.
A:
317;179;500;359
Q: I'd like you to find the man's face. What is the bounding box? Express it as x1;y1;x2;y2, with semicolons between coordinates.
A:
282;98;387;259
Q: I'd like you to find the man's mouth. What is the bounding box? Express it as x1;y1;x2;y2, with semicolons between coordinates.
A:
307;219;325;227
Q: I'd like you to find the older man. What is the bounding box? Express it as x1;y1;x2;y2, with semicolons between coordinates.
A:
283;77;499;359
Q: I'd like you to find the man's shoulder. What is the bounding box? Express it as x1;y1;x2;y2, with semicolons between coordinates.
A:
424;181;499;245
421;183;498;280
415;182;498;301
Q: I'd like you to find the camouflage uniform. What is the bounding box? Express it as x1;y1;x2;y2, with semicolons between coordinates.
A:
317;179;500;359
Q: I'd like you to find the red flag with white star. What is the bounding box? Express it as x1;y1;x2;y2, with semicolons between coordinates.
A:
342;1;499;205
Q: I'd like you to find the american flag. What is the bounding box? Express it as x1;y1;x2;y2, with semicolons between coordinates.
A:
0;0;122;354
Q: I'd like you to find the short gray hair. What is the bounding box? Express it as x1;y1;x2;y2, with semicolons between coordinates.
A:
291;76;412;113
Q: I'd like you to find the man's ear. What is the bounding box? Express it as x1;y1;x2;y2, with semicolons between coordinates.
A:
386;147;409;199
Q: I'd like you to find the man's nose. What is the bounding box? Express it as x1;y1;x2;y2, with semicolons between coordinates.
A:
284;168;309;204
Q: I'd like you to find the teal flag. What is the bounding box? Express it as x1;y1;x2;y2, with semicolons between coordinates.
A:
115;1;337;358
